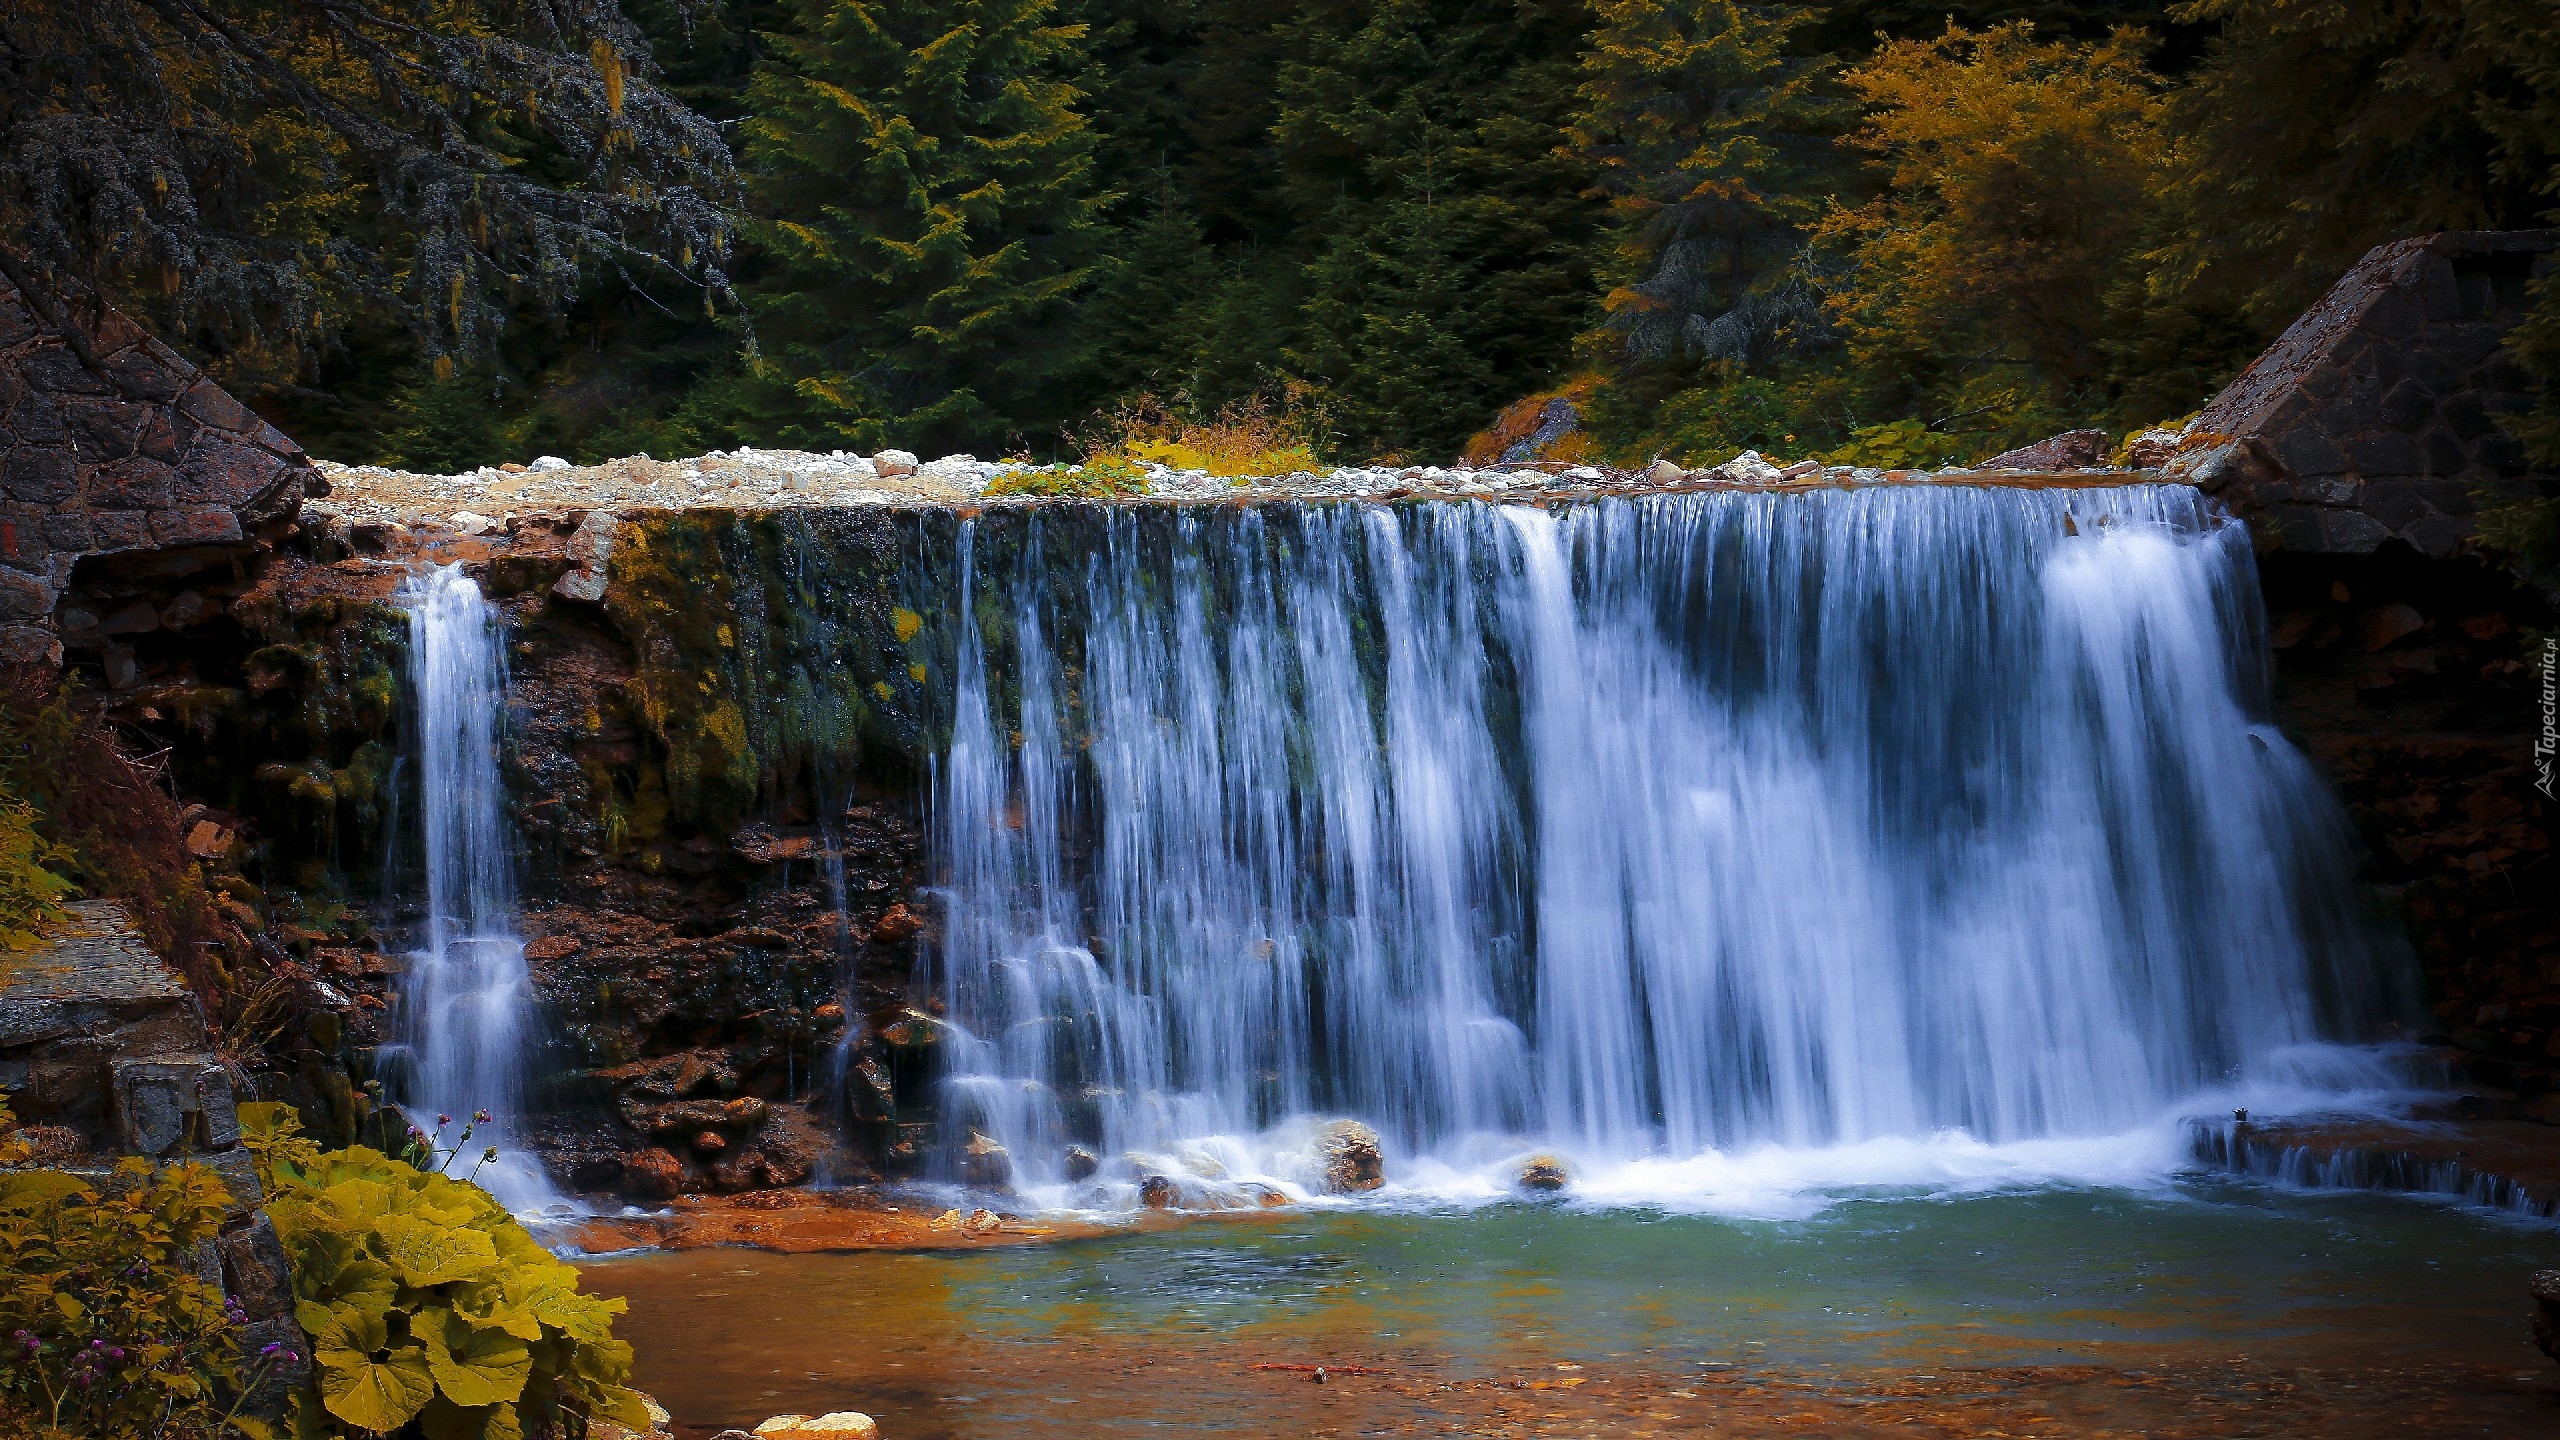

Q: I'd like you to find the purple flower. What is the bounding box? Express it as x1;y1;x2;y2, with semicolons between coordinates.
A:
436;1114;452;1127
473;1110;492;1125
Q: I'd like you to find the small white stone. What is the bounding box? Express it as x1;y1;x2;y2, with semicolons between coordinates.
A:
530;455;572;471
1708;450;1785;485
872;449;920;476
754;1415;878;1439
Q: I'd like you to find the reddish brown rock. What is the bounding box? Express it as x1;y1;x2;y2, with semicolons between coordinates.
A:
870;902;923;944
625;1147;686;1200
1977;429;2108;471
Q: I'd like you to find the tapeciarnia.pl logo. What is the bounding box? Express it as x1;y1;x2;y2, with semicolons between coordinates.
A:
2538;636;2556;801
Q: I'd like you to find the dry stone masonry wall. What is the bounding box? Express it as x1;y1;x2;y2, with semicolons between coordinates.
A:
2167;230;2556;556
0;272;313;675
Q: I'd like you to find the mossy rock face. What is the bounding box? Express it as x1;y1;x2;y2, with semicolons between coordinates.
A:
600;509;934;836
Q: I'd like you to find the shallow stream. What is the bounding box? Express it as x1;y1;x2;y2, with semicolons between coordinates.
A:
597;1180;2559;1437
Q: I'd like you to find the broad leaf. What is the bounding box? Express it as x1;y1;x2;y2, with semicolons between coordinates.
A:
0;1172;93;1209
421;1308;533;1406
449;1279;545;1342
592;1383;655;1430
316;1256;399;1321
318;1340;434;1432
566;1334;634;1386
520;1272;624;1343
376;1213;501;1287
419;1394;524;1440
316;1177;404;1228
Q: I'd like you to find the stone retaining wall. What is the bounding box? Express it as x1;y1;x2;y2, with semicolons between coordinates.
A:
2168;230;2556;556
0;271;314;674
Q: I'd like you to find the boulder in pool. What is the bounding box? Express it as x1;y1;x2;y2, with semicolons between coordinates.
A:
1316;1119;1384;1193
2533;1269;2560;1364
961;1130;1013;1189
1517;1154;1570;1192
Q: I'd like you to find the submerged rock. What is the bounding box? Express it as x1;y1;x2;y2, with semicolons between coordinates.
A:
1138;1174;1177;1209
1517;1154;1570;1192
1316;1119;1385;1193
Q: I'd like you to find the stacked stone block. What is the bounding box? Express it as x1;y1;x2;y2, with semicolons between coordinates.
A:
2168;230;2556;556
0;271;313;672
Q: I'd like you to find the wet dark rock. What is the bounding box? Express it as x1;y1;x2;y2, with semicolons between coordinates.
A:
1138;1174;1177;1209
2164;230;2556;558
2532;1270;2560;1364
1064;1144;1099;1181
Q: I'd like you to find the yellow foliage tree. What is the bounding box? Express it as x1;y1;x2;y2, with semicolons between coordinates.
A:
1814;23;2168;412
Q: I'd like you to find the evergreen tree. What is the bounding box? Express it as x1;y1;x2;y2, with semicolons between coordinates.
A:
1274;0;1607;458
2151;0;2557;333
1079;189;1222;399
1569;1;1852;374
723;0;1109;454
1298;191;1500;459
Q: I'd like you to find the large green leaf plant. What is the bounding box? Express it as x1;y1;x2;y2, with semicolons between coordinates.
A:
238;1105;648;1440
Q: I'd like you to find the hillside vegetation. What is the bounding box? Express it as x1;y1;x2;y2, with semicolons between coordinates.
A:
7;2;2558;480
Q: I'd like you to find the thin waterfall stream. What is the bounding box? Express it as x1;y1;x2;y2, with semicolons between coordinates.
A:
919;484;2419;1212
387;563;568;1215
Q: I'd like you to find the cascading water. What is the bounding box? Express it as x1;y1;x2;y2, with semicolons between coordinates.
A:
386;565;564;1214
920;484;2413;1211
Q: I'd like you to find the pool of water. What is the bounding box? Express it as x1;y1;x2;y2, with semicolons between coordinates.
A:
594;1179;2560;1438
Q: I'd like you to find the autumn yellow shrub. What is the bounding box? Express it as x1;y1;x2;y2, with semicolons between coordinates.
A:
1078;390;1330;479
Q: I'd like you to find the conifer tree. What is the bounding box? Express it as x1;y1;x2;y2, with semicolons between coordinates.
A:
1274;0;1605;459
1078;189;1221;401
1568;1;1851;373
2152;0;2555;331
726;0;1108;454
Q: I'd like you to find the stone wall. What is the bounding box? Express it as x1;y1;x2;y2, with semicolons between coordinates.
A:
0;901;308;1397
0;271;315;675
2167;230;2555;557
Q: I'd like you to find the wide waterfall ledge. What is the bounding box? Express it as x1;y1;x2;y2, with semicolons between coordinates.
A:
323;465;2438;1224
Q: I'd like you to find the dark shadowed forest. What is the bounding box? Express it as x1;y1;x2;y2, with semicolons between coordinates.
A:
8;3;2560;517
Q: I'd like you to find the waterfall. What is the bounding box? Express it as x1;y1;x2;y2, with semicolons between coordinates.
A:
919;485;2410;1207
388;565;563;1213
